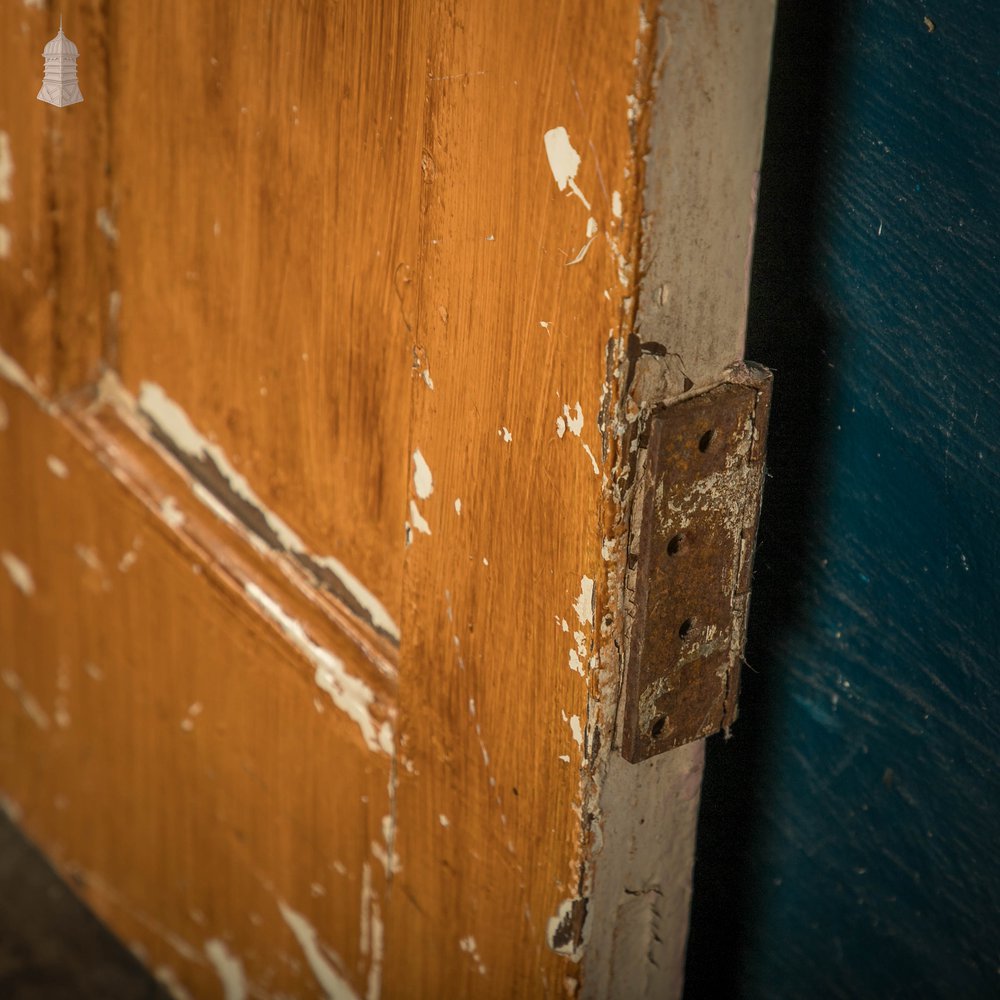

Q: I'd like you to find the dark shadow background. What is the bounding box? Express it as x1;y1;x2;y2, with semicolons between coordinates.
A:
685;0;1000;996
684;3;841;995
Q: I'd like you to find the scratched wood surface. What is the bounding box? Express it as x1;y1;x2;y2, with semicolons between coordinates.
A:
0;1;775;998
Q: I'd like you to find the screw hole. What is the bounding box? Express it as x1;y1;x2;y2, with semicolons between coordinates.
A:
667;533;685;556
651;716;666;738
698;428;715;452
678;617;693;639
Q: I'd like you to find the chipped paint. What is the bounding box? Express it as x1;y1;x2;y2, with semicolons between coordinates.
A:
1;670;50;729
438;814;450;827
160;496;185;529
563;403;584;437
547;899;584;961
278;901;361;1000
454;498;462;515
204;939;246;1000
556;415;567;438
543;126;591;210
499;426;512;442
0;132;12;202
244;583;393;756
569;715;584;746
582;443;601;476
408;500;431;536
135;381;399;642
1;551;35;595
459;936;487;976
96;207;119;243
46;455;68;478
412;449;434;499
573;576;595;626
611;190;623;219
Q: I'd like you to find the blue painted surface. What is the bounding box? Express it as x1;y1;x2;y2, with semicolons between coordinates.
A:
685;2;1000;997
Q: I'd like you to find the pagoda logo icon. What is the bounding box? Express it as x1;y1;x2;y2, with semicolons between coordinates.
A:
37;17;83;108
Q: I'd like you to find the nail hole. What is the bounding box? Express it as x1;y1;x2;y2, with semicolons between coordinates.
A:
678;617;693;639
698;429;715;452
651;716;666;738
666;534;685;556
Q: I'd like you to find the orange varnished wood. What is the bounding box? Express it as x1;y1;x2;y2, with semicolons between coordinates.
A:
0;1;775;997
0;381;392;999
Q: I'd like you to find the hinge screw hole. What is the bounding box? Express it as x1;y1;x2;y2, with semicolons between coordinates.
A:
651;716;666;738
667;533;685;556
698;429;715;452
678;617;694;639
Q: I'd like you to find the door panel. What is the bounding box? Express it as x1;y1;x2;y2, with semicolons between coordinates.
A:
0;2;776;997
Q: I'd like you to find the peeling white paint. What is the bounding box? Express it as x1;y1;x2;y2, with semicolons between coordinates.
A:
95;207;119;243
439;814;450;827
421;369;434;390
408;500;431;536
565;235;597;267
204;939;246;1000
569;715;584;746
563;403;584;437
278;901;360;1000
412;449;434;499
0;225;11;260
1;670;50;729
154;966;194;1000
0;349;40;399
547;899;583;960
459;936;487;976
244;583;393;755
160;496;186;529
498;426;512;442
586;217;599;238
611;190;623;219
582;443;601;476
540;321;551;331
74;545;103;573
543;126;590;209
559;754;571;763
556;415;566;438
453;498;461;515
46;455;68;478
1;551;34;595
573;576;594;626
137;382;399;642
0;132;12;202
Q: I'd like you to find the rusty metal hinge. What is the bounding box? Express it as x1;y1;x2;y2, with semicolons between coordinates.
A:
621;362;773;762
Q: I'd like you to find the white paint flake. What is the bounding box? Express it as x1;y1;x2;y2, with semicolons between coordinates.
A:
1;671;50;730
95;207;119;243
46;455;68;478
137;382;399;641
459;936;487;976
439;814;450;827
559;754;571;763
454;498;462;515
582;443;601;476
499;426;512;442
204;939;246;1000
562;403;584;437
556;416;566;438
421;368;434;390
278;901;361;1000
408;500;431;536
539;321;551;331
573;576;594;626
611;190;623;219
546;899;583;960
412;449;434;499
245;583;393;756
160;496;185;529
586;217;599;238
1;551;34;595
569;715;584;746
543;126;590;209
0;132;12;202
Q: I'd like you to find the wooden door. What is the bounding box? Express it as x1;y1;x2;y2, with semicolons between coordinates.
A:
0;3;774;997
